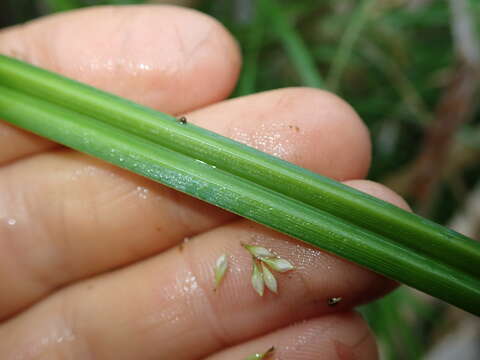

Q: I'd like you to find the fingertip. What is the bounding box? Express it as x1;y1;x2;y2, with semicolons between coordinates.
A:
327;311;379;360
0;5;241;164
286;87;372;180
187;87;372;180
0;5;242;113
207;312;378;360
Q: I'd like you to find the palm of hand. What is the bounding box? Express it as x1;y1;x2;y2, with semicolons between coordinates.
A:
0;5;409;359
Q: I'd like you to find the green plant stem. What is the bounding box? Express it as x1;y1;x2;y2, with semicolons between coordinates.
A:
2;84;479;313
1;55;478;280
0;56;479;315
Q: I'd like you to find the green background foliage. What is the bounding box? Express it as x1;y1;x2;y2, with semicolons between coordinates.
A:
1;0;479;359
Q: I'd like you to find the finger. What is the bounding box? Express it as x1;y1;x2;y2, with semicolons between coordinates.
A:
207;313;377;360
0;5;241;164
0;88;371;320
0;181;404;359
0;125;52;166
186;87;371;180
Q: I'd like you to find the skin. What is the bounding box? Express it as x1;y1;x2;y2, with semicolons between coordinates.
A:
0;5;410;360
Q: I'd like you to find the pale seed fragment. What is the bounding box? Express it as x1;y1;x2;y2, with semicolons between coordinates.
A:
261;257;294;273
214;254;228;290
261;262;278;294
242;243;275;259
251;261;265;296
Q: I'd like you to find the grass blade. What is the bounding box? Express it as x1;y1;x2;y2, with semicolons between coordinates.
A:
259;0;324;88
235;2;265;96
327;0;377;91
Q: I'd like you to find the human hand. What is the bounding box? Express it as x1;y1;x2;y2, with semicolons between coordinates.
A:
0;6;410;359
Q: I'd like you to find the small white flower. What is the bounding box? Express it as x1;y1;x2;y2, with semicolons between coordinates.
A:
214;254;228;290
242;244;275;259
261;262;278;294
251;261;264;296
261;257;294;273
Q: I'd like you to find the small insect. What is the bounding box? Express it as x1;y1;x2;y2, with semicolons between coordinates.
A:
177;116;187;124
327;297;343;306
244;346;275;360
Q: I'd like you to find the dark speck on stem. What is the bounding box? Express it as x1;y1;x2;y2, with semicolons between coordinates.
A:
177;116;187;124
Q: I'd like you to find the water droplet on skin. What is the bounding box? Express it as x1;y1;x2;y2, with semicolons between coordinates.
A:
69;165;107;181
182;272;199;293
135;186;150;200
231;123;293;159
7;218;16;226
15;327;77;359
138;63;152;71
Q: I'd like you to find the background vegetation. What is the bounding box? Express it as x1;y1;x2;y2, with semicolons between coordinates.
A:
1;0;479;358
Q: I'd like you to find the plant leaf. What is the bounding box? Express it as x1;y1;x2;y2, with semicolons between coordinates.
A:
261;262;278;294
214;254;228;290
262;257;295;273
242;244;275;259
252;261;264;296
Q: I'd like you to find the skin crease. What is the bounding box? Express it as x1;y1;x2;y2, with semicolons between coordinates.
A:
0;5;411;360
